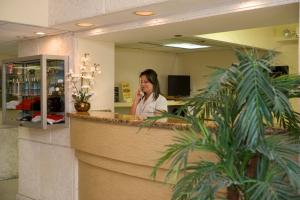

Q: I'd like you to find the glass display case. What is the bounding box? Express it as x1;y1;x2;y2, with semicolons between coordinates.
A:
2;55;68;129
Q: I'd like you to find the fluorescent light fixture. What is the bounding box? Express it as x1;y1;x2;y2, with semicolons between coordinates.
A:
164;43;210;49
35;32;46;35
134;11;154;16
76;22;94;27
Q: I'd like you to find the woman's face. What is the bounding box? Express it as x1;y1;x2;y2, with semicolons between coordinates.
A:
140;75;153;95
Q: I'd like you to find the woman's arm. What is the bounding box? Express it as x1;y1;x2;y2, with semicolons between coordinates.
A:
154;95;168;114
130;88;143;115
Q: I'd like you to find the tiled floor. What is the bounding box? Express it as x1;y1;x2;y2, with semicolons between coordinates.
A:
0;178;17;200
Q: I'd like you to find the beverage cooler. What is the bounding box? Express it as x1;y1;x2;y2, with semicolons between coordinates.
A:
2;55;69;129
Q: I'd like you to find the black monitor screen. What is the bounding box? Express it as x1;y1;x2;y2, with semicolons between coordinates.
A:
168;75;190;97
270;65;289;77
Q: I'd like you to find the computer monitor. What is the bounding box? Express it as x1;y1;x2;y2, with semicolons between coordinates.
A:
167;75;190;97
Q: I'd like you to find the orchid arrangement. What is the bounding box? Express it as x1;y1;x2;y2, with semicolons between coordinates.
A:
66;53;101;103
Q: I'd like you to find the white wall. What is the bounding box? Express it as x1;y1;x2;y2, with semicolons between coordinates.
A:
115;45;297;97
115;48;237;96
180;47;299;93
200;24;299;74
0;54;16;61
17;33;77;200
199;24;298;51
179;49;237;93
0;0;48;26
115;48;183;97
76;38;115;111
274;42;298;74
200;27;278;50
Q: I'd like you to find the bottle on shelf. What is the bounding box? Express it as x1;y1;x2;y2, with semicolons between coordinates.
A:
32;78;36;96
32;78;39;96
36;78;40;96
23;78;29;96
48;78;55;96
8;79;13;95
12;79;16;96
16;78;21;96
28;78;32;96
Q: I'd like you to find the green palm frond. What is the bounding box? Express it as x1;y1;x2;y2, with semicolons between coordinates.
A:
246;164;300;200
182;65;239;120
257;135;300;189
257;135;300;160
144;111;214;133
270;75;300;131
234;50;275;148
272;74;300;98
268;85;300;131
172;161;229;200
151;126;218;181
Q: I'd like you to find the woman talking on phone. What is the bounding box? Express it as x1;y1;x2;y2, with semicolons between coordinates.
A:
130;69;167;117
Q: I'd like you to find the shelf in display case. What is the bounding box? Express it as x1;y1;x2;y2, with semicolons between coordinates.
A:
10;95;40;97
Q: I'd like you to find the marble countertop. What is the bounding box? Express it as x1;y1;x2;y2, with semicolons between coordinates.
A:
68;111;286;133
68;111;192;129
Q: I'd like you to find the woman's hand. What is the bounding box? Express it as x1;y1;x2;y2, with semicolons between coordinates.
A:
134;88;143;103
130;87;143;115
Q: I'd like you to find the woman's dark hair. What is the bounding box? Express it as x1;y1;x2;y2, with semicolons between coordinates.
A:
140;69;161;100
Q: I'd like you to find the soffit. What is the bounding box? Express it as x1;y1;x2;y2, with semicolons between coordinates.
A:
51;0;233;31
0;22;65;42
116;23;299;54
88;3;299;44
0;21;67;54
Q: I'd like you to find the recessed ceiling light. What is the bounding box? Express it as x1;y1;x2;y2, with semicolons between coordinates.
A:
134;11;154;16
76;22;94;27
35;32;46;35
164;43;210;49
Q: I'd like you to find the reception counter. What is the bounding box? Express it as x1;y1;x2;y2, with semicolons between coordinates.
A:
69;111;216;200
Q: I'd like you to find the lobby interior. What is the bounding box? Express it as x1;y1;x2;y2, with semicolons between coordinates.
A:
0;1;299;200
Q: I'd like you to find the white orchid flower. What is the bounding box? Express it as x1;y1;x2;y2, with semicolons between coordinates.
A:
82;75;93;79
95;65;101;71
72;92;79;96
81;55;89;63
81;85;91;89
67;53;102;103
80;65;86;70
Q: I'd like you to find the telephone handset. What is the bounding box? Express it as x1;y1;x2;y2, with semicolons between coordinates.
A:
139;90;144;97
139;87;144;97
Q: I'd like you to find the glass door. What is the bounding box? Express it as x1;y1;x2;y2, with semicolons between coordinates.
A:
4;59;42;127
46;59;65;125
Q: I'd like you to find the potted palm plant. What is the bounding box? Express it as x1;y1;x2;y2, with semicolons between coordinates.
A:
151;49;300;200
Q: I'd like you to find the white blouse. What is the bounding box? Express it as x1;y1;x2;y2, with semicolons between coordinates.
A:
136;93;168;117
